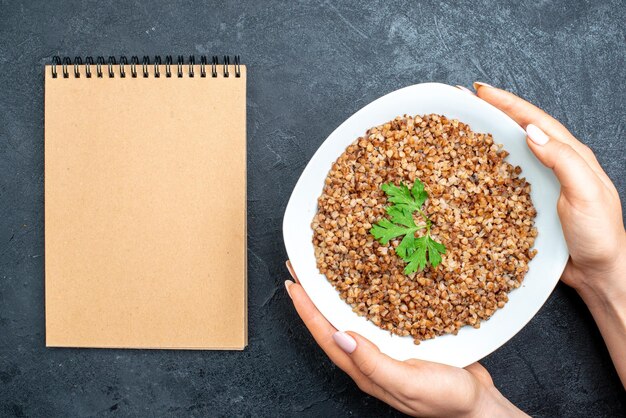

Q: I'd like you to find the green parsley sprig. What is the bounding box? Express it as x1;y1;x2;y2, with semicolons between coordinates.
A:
370;178;446;274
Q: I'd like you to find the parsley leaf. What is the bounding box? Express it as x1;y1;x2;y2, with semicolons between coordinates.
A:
411;178;428;208
381;178;428;214
426;237;446;267
404;236;428;273
396;232;417;259
371;178;447;274
381;182;420;213
386;206;416;228
370;218;416;245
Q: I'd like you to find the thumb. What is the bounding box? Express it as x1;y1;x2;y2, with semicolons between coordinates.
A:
525;124;600;201
333;331;411;392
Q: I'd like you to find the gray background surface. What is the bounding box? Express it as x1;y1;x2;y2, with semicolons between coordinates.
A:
1;0;625;416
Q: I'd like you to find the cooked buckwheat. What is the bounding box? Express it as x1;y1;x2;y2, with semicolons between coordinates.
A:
312;114;537;344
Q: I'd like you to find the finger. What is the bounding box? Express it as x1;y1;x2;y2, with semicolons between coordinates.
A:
474;83;604;173
336;331;418;395
335;331;493;415
477;84;618;198
455;85;475;95
286;282;404;407
285;260;300;283
525;124;604;202
286;281;364;376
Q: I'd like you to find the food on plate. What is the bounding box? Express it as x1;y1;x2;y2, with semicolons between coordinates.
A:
312;114;537;343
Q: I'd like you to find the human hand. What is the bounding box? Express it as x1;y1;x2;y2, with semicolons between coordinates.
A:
470;83;626;303
284;261;527;417
470;82;626;386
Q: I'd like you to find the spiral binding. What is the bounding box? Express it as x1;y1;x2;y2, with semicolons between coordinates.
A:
51;55;241;79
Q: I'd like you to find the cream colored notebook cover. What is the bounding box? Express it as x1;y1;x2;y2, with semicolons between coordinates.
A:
44;56;247;349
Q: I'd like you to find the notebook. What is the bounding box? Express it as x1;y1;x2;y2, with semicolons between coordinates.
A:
44;55;247;349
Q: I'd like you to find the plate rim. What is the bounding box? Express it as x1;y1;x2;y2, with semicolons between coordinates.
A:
283;82;569;367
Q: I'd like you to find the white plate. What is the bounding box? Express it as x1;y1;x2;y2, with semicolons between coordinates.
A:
282;82;568;367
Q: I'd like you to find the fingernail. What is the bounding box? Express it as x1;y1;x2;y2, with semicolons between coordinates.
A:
455;85;474;95
332;331;357;354
526;124;549;145
473;81;493;90
285;260;298;282
284;280;294;299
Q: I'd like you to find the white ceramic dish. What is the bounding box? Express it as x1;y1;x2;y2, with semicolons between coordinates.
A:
283;83;568;367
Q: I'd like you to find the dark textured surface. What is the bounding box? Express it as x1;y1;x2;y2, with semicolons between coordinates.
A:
1;0;625;416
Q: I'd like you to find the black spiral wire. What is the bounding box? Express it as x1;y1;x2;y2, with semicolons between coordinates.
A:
211;55;219;77
154;56;162;78
119;56;127;78
177;55;184;78
108;56;116;77
131;56;139;78
189;55;195;78
50;55;242;78
73;57;82;77
85;56;94;78
165;55;173;77
96;56;105;78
